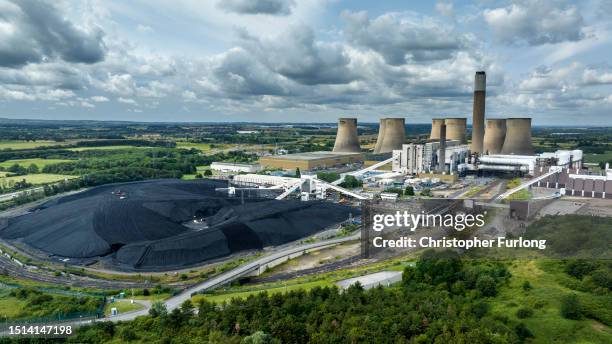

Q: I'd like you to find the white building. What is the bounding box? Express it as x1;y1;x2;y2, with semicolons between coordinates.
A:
210;162;262;174
392;141;470;175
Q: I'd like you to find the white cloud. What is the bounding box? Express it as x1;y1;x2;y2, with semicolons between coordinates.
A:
118;97;137;105
90;95;109;102
483;1;585;46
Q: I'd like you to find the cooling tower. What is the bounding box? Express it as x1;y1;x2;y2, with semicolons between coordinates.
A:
501;118;534;155
373;118;387;153
333;118;361;153
438;123;446;173
471;71;486;154
444;118;467;143
374;118;405;153
429;118;445;140
483;119;506;155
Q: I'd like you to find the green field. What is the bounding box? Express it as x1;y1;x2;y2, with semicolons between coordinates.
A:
0;290;27;319
490;260;611;343
0;158;72;169
67;145;153;152
176;142;216;151
584;151;612;163
0;140;64;150
104;301;144;316
0;174;77;186
193;280;332;304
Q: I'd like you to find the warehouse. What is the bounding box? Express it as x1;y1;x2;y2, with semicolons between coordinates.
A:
259;151;362;171
210;162;262;173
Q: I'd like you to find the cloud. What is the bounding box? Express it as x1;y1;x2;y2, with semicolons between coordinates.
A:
90;95;109;102
237;25;356;85
217;0;295;16
483;0;585;46
435;1;454;17
136;24;153;33
0;0;106;67
118;97;137;105
342;11;468;65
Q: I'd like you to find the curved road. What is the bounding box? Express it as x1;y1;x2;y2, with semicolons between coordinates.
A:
98;233;362;323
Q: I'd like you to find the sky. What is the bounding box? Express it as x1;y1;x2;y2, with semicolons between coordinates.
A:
0;0;611;125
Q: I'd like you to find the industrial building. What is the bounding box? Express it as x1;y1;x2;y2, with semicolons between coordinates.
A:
501;118;534;155
471;71;486;154
258;151;362;171
333;118;361;153
210;162;262;173
373;118;406;153
391;141;470;175
445;118;467;143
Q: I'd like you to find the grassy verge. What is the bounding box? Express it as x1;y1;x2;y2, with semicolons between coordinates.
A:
104;301;144;316
0;158;73;169
0;174;77;185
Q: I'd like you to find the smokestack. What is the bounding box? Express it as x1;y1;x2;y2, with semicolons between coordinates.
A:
429;118;445;140
374;118;405;153
444;118;467;143
333;118;361;153
471;71;486;154
483;119;506;155
438;123;446;173
501;118;534;155
373;118;387;153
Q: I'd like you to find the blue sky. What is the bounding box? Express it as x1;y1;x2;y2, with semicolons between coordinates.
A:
0;0;611;124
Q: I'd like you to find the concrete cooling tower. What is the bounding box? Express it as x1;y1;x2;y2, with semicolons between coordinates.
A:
471;71;486;154
373;118;387;153
501;118;534;155
333;118;361;153
483;119;506;155
444;118;467;143
429;118;445;140
374;118;405;153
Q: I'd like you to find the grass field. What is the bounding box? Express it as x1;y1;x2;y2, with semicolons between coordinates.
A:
0;291;27;319
0;158;72;169
0;174;77;186
193;280;332;304
0;140;64;150
584;151;612;163
104;301;144;316
490;260;611;343
67;145;151;152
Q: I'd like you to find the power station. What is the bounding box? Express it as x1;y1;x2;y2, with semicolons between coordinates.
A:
373;118;405;154
333;118;361;153
501;118;534;155
483;119;506;155
444;118;467;144
471;71;486;154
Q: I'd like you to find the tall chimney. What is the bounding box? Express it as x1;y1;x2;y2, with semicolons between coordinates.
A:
471;71;486;154
333;118;361;153
438;123;446;173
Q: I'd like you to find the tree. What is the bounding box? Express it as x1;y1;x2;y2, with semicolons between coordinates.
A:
295;167;301;178
27;163;39;174
404;185;414;196
149;300;168;317
340;175;362;188
181;299;195;316
204;169;213;177
242;331;276;344
420;188;433;197
476;275;497;297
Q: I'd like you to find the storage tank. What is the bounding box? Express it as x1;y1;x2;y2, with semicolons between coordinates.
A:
333;118;361;153
483;119;506;155
445;118;467;143
373;118;387;153
501;118;534;155
471;71;486;154
429;118;445;140
374;118;405;153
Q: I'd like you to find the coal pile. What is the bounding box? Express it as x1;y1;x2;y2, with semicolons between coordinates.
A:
1;179;355;270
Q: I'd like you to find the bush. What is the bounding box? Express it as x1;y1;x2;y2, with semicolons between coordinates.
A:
476;275;498;297
514;323;534;341
522;281;532;291
516;307;533;319
565;260;597;279
560;293;581;320
590;269;612;290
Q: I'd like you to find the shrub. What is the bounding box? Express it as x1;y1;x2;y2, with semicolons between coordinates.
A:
522;281;532;291
514;323;534;341
516;307;533;319
476;275;497;297
560;293;581;320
